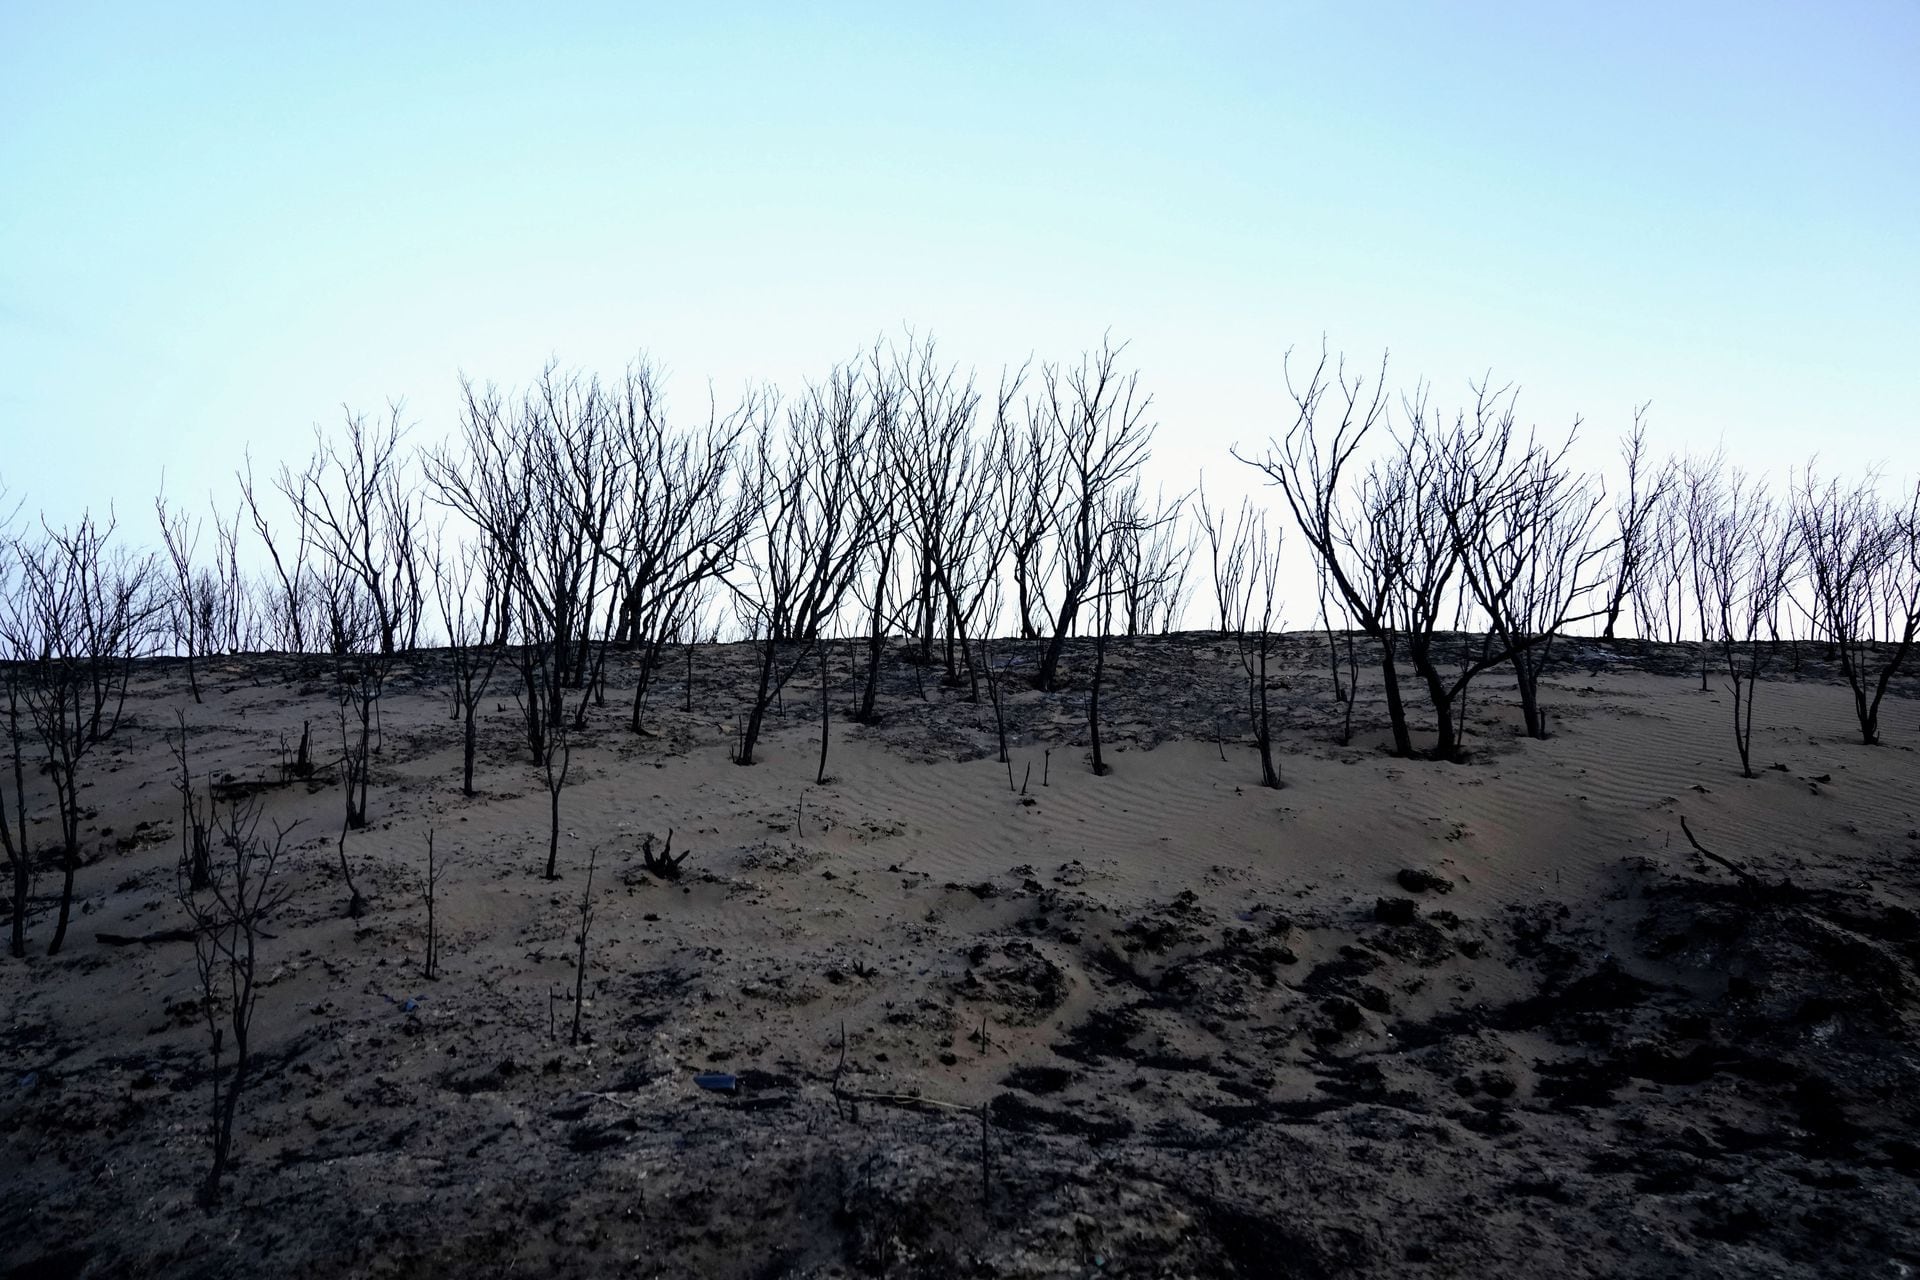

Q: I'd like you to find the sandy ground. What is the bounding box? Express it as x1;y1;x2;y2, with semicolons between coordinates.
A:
3;633;1918;1278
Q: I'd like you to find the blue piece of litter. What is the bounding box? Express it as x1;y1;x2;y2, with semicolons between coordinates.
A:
18;1072;37;1090
694;1072;737;1093
402;997;419;1013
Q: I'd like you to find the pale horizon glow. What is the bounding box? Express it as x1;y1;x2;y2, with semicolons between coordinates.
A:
3;2;1917;570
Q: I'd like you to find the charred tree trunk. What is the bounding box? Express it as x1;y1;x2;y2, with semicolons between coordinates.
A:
816;643;832;785
1379;646;1414;758
736;637;783;767
462;713;478;797
1088;629;1111;776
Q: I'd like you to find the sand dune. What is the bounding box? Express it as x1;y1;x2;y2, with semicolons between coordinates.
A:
3;634;1917;1277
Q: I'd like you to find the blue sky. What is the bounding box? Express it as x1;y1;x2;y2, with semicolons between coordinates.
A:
3;1;1916;534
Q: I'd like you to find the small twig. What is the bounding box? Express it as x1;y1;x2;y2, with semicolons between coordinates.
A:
96;927;198;947
575;1089;643;1110
571;845;598;1046
422;827;441;981
834;1088;978;1115
981;1098;993;1219
832;1019;851;1121
1678;815;1759;890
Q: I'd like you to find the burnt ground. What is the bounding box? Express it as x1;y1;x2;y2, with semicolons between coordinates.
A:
1;632;1917;1278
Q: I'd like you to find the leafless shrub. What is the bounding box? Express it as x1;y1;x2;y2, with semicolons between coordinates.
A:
1680;450;1728;690
204;500;258;655
934;370;1025;701
0;665;28;957
1080;482;1181;776
431;537;502;796
981;638;1010;765
168;710;212;892
1000;371;1061;644
1111;481;1192;637
887;336;1020;700
429;366;628;754
571;844;599;1046
1598;407;1677;640
153;489;254;685
605;363;757;736
891;334;961;677
1230;504;1286;786
1198;486;1284;781
175;794;297;1208
1632;479;1690;645
1197;479;1246;637
0;508;33;958
155;490;210;702
1313;555;1361;746
1703;473;1797;776
1451;424;1611;740
239;452;319;653
1795;469;1920;744
1235;347;1415;755
1028;339;1157;691
1371;382;1500;760
1245;350;1616;757
280;404;426;655
336;657;383;829
7;514;158;952
732;365;877;765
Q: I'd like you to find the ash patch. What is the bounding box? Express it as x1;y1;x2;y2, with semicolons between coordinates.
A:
953;939;1070;1023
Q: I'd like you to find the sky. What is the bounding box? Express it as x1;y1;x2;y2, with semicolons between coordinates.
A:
3;2;1917;578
